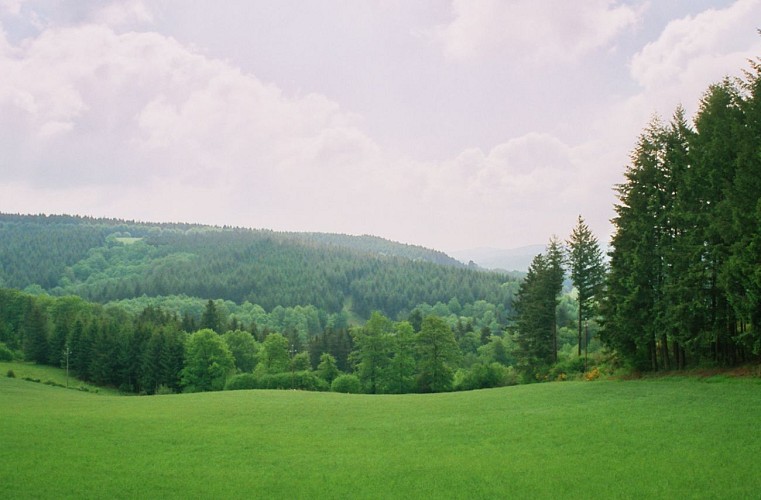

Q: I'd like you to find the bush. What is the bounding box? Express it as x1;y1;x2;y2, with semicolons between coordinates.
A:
156;384;176;395
225;373;259;391
331;374;362;394
225;371;329;392
258;371;329;391
453;363;517;391
6;369;15;378
0;342;14;361
548;356;587;381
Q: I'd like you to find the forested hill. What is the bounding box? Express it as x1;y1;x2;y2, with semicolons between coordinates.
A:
0;213;514;318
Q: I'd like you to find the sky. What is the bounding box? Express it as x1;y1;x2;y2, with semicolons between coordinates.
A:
1;1;760;254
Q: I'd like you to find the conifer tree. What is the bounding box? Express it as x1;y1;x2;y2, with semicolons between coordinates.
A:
567;216;605;358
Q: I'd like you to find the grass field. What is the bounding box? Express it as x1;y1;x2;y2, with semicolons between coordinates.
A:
2;370;760;499
0;361;117;395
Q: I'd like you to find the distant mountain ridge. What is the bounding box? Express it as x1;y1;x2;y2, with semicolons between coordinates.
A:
450;245;546;273
0;213;513;319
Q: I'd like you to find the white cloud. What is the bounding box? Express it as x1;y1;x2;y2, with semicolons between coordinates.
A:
623;0;761;132
93;0;153;27
0;0;23;16
630;0;761;92
431;0;643;63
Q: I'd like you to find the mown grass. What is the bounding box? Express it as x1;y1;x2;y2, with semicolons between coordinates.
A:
1;374;760;498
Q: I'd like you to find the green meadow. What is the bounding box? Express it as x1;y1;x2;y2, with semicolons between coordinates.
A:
2;372;760;499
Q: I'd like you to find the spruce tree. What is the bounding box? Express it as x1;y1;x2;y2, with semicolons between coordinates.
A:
567;216;605;358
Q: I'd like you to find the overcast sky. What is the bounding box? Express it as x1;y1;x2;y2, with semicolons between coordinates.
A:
1;1;759;253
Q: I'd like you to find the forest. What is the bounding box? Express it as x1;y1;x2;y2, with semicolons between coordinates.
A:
2;56;761;395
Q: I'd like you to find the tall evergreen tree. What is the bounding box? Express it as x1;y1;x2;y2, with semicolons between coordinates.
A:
546;236;565;363
200;299;224;334
22;302;49;364
567;216;605;358
514;254;557;378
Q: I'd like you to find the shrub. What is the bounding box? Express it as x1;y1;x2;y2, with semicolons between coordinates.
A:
453;363;517;391
548;356;587;381
331;374;362;394
225;371;329;392
0;342;14;362
156;384;176;395
257;371;329;391
585;367;601;381
225;373;259;391
6;369;15;378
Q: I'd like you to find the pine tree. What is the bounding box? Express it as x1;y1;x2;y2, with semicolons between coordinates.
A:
567;216;605;358
514;254;556;378
22;303;49;364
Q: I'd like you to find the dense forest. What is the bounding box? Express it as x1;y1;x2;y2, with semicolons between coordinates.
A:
0;213;516;318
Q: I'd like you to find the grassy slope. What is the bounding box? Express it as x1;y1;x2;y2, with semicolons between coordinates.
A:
0;361;118;395
2;377;760;499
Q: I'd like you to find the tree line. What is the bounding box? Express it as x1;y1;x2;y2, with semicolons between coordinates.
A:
0;288;531;394
603;62;761;370
513;55;761;375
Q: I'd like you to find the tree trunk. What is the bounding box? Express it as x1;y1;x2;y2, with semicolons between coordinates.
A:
660;334;670;371
577;309;582;357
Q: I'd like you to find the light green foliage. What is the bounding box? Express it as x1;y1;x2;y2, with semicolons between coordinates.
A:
384;321;417;394
181;329;235;392
416;316;460;393
4;377;761;498
223;330;259;373
291;352;311;371
0;341;14;361
316;352;340;383
256;333;290;375
350;312;393;394
453;362;517;391
330;373;362;393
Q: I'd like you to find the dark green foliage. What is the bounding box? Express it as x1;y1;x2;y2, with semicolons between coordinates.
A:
0;214;516;321
6;369;15;378
603;59;761;370
514;253;558;378
22;303;49;364
224;373;258;391
200;300;225;333
567;216;605;356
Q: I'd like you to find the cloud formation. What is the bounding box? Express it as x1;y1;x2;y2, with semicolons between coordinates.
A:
431;0;642;63
0;1;759;252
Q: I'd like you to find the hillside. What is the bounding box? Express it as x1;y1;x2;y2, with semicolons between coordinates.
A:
3;375;760;498
0;213;514;318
